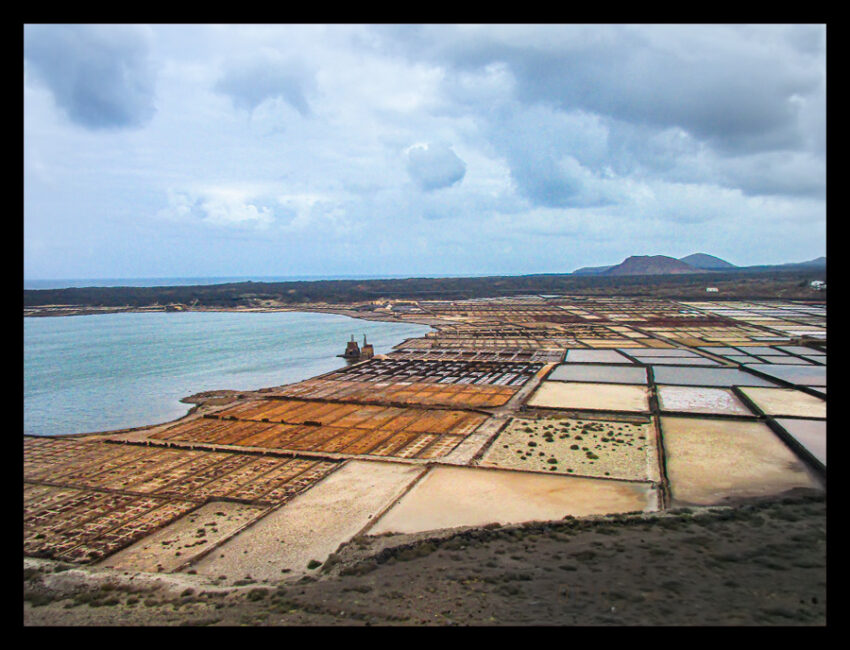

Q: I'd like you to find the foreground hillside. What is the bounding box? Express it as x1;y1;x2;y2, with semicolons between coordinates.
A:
24;492;826;626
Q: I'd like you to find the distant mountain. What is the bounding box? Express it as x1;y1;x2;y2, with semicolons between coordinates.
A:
572;264;615;275
789;256;826;267
602;255;701;276
570;254;825;276
739;256;826;272
679;253;737;270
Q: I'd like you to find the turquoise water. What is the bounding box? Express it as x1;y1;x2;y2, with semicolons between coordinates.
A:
24;311;430;436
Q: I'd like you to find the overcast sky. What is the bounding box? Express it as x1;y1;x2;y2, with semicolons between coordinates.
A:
24;24;826;280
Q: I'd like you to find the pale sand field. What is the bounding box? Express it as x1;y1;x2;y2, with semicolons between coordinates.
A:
660;416;820;506
369;465;658;535
738;387;826;419
528;381;650;412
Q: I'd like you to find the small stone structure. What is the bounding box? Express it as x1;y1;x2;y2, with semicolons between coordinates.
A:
341;335;361;359
361;335;374;360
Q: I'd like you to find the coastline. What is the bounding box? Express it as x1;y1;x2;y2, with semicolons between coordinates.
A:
25;308;438;438
23;304;448;329
23;295;826;626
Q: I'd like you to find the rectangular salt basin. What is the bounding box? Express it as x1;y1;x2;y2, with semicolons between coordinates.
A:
755;356;812;365
737;387;826;419
773;418;826;467
657;386;753;416
641;357;720;366
698;347;745;356
734;346;788;356
651;366;776;387
623;348;702;358
528;381;650;413
660;416;820;506
744;364;826;387
548;364;648;385
565;349;634;364
724;355;763;364
777;346;825;356
368;465;658;535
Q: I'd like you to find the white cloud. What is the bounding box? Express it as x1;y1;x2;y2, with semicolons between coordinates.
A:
157;187;275;229
24;24;826;279
406;142;467;191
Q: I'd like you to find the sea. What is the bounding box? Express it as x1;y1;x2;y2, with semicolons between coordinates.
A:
24;310;431;437
24;272;498;290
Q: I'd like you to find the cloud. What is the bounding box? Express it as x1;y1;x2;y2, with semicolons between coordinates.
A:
23;25;826;280
717;151;826;198
24;24;156;130
406;143;467;191
157;188;274;229
484;104;614;207
215;52;314;116
387;25;824;156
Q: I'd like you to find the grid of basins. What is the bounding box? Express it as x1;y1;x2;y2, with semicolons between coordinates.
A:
522;339;826;502
398;330;573;351
266;357;550;408
24;436;338;563
25;297;826;565
683;301;826;340
270;378;518;408
698;344;825;366
321;358;544;386
151;398;488;460
554;346;788;417
387;348;564;363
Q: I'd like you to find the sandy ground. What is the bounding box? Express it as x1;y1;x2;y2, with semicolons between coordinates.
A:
479;415;660;481
189;460;425;584
368;465;657;535
24;493;826;626
528;381;650;413
656;386;754;416
660;416;821;506
738;387;826;418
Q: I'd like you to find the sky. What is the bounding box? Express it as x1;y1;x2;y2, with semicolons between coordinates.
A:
24;24;826;280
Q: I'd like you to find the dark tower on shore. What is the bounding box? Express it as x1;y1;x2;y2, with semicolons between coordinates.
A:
361;334;374;360
341;335;360;359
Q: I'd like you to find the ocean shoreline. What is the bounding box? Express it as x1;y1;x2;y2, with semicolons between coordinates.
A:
25;308;436;438
23;304;447;328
